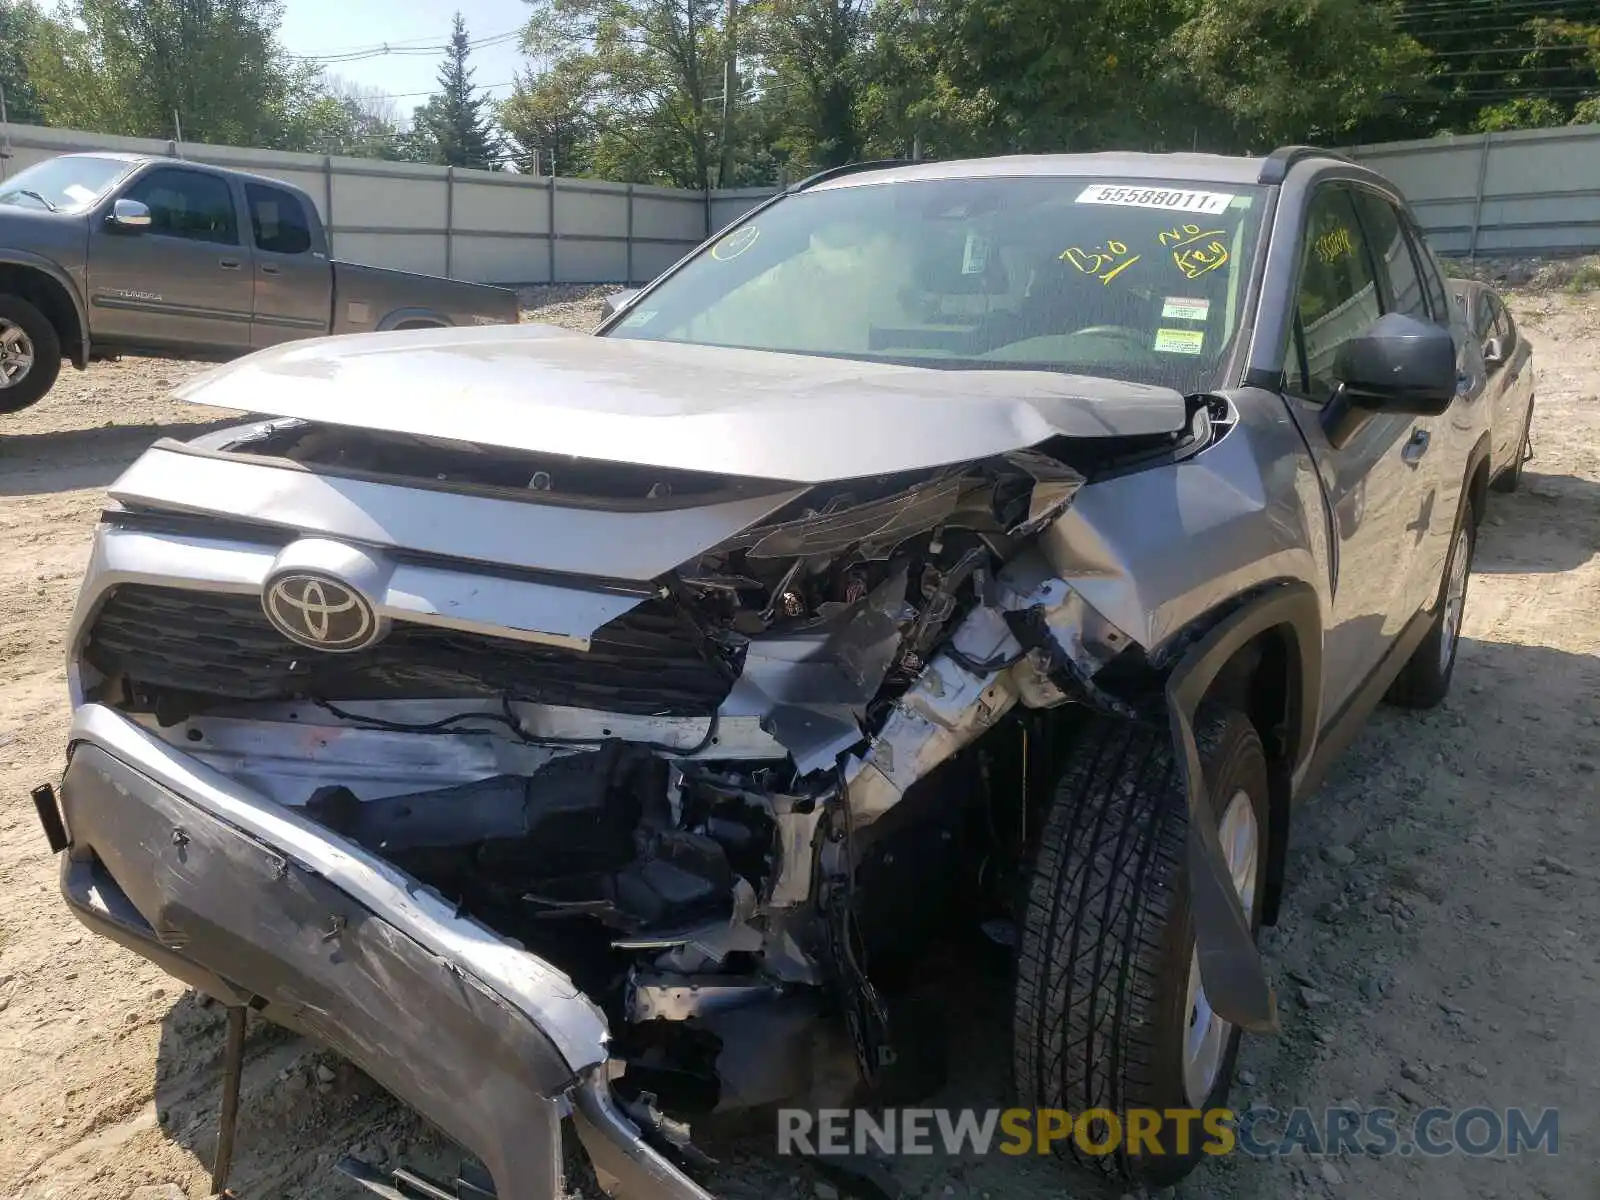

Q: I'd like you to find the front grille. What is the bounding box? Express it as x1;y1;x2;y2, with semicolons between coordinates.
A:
84;585;737;716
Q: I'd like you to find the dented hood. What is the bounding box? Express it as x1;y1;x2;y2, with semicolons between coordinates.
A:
175;323;1189;484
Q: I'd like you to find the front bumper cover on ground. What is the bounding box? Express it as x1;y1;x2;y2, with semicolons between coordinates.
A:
51;704;714;1200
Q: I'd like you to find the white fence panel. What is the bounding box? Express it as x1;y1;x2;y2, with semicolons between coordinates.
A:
3;121;1600;286
1351;123;1600;256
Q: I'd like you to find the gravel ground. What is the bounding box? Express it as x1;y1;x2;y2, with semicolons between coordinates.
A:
0;286;1596;1200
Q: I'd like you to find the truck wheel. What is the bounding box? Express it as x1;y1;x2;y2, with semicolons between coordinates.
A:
1386;496;1475;709
1013;708;1268;1186
0;294;62;414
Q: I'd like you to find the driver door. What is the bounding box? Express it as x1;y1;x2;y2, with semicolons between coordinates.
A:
1275;185;1424;719
87;166;253;353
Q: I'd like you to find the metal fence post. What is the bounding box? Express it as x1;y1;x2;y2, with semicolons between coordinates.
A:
323;154;335;258
548;171;558;284
1468;132;1491;260
445;165;455;280
625;184;635;284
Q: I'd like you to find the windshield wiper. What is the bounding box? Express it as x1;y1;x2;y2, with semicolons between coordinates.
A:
2;189;58;212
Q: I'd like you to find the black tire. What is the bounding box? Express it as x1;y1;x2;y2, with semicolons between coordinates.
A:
1013;708;1269;1186
1385;495;1475;709
0;293;62;414
1491;397;1533;493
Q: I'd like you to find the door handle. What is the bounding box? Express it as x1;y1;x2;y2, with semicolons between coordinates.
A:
1402;428;1431;465
260;263;280;275
218;258;242;270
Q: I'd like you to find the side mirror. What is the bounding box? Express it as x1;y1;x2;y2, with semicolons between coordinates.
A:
601;288;641;320
1482;336;1505;367
108;198;151;230
1332;312;1457;417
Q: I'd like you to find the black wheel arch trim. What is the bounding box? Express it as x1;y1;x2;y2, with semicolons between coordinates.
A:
1161;579;1323;1035
0;251;91;367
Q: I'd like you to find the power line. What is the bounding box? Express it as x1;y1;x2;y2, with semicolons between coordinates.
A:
1405;20;1600;35
364;78;520;102
290;28;523;63
1420;43;1596;55
1397;0;1593;16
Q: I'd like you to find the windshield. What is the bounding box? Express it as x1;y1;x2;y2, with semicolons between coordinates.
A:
607;176;1266;393
0;156;130;213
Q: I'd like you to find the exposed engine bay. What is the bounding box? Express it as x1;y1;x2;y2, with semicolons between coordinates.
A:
75;396;1234;1143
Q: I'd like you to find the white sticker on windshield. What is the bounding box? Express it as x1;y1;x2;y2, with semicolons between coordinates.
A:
620;308;657;328
962;232;989;275
1154;328;1205;355
63;183;98;205
1162;297;1210;321
1076;184;1235;214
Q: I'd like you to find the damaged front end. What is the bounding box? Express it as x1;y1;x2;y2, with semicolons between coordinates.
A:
54;385;1260;1197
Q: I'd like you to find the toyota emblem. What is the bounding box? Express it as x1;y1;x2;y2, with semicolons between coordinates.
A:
263;572;383;652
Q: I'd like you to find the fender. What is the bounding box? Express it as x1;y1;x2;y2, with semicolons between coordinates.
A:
377;307;452;332
1162;579;1322;1035
0;250;91;367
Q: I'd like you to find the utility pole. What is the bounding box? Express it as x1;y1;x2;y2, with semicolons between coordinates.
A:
718;0;738;188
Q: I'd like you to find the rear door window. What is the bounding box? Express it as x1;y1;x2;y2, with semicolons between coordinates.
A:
246;183;313;255
1407;219;1451;320
1354;191;1429;321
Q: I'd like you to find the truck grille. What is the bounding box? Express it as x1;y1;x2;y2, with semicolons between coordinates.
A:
83;585;737;716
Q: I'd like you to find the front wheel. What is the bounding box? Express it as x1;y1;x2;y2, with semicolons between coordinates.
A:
1012;708;1268;1186
0;294;62;414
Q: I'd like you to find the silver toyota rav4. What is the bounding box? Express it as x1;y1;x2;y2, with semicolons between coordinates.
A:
38;146;1495;1196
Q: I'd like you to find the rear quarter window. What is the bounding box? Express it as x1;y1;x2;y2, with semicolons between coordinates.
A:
246;183;314;255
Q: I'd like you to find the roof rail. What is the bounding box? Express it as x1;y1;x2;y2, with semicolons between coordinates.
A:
789;158;914;193
1258;145;1354;185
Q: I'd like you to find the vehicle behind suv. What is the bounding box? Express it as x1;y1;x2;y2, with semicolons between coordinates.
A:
0;152;517;413
36;146;1494;1197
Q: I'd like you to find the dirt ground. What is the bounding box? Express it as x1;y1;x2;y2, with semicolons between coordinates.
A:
0;286;1596;1200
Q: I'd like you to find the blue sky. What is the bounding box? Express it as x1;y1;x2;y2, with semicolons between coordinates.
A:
279;0;532;117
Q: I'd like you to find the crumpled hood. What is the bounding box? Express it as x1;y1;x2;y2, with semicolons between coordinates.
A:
175;323;1189;484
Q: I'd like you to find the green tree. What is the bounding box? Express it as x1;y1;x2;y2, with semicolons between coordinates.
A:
410;12;503;168
1165;0;1430;150
284;74;410;159
757;0;872;170
24;0;313;146
500;57;598;174
0;1;46;125
520;0;727;188
1368;1;1600;139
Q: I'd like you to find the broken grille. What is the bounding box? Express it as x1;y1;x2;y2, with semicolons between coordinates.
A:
84;585;737;717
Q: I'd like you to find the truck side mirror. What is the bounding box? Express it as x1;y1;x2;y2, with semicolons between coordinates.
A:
108;198;152;230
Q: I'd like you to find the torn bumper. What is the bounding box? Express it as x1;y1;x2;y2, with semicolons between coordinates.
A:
51;704;714;1200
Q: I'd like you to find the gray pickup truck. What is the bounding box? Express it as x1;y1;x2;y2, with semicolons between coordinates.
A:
0;152;520;412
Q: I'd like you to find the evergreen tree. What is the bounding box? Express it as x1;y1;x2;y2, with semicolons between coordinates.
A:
413;12;502;168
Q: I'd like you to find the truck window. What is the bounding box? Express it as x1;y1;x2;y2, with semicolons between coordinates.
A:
123;168;238;245
246;183;313;255
1290;187;1382;403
